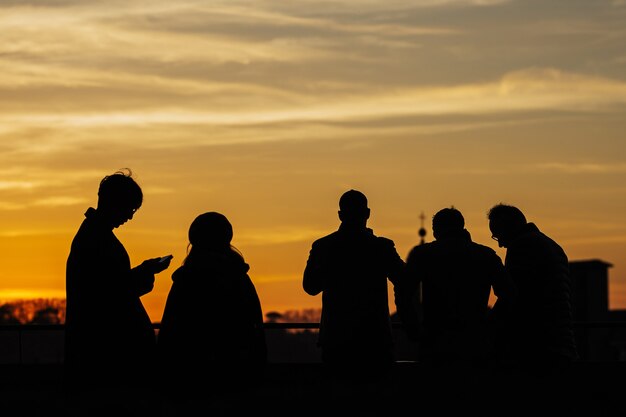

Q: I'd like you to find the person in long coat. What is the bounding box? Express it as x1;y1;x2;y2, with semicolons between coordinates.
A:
65;169;171;411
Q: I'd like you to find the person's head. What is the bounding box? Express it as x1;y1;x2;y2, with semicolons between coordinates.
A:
432;206;465;240
188;212;233;251
487;203;527;248
338;189;370;227
185;211;244;265
97;168;143;228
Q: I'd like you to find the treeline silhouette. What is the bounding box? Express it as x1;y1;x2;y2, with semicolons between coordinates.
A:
0;298;322;328
265;308;321;326
0;299;326;364
0;298;66;324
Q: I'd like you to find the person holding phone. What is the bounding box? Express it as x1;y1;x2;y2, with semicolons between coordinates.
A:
64;168;172;413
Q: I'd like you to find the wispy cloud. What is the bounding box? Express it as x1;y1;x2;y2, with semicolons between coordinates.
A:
564;235;626;246
238;227;325;245
0;201;25;210
0;168;102;211
0;228;70;237
2;68;625;130
32;196;87;207
535;162;626;174
437;160;626;177
0;180;40;191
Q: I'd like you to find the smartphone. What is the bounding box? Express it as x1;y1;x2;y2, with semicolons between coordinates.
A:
158;254;173;264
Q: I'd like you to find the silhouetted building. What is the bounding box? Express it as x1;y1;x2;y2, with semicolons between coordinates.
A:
571;259;611;323
570;259;626;361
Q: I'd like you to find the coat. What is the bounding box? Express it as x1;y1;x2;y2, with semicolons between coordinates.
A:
303;225;406;368
500;222;579;362
399;229;516;364
157;249;267;394
65;207;156;387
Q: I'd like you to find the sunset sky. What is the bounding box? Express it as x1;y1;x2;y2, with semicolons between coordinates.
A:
1;0;626;323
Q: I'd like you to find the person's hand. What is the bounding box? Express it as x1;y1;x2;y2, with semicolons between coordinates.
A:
141;256;172;274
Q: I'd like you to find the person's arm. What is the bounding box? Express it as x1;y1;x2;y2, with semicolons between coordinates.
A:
130;257;170;296
303;241;326;296
488;252;517;324
393;246;421;341
381;238;407;287
242;273;268;364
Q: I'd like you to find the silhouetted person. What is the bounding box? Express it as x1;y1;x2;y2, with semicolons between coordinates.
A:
64;169;171;414
487;204;579;371
303;190;405;410
157;212;267;413
394;207;516;413
397;207;516;366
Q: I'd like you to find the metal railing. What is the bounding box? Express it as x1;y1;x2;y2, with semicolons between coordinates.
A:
1;321;625;364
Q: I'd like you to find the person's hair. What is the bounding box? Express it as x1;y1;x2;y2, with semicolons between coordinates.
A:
487;203;527;228
189;212;233;249
184;212;244;264
432;206;465;237
339;189;368;214
97;168;143;210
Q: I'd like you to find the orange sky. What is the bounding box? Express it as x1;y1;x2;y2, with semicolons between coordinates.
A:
1;0;626;322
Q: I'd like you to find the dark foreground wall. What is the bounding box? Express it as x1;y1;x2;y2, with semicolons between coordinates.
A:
1;361;625;417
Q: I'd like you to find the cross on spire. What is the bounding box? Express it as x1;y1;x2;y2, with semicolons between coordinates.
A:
418;211;427;245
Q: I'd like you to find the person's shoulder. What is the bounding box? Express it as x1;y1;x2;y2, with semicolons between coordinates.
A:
170;265;192;285
70;216;106;248
318;230;340;241
470;240;496;252
466;242;505;268
373;234;400;251
515;223;559;248
517;222;547;242
74;212;95;231
468;241;500;257
406;241;433;258
311;231;340;247
532;224;564;248
375;235;394;244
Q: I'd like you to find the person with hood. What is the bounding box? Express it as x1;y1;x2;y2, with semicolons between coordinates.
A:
157;211;267;411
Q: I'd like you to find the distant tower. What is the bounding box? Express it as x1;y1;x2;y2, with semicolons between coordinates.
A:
418;211;427;245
